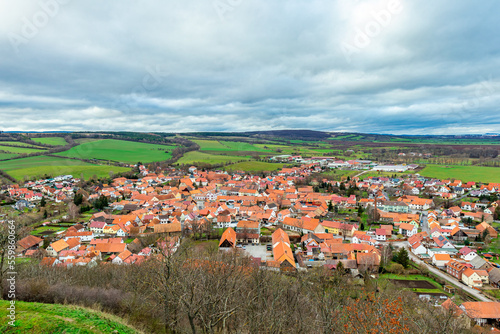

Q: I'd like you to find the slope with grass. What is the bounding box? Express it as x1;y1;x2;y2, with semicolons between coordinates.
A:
0;300;140;334
31;137;68;146
0;155;129;180
178;151;252;165
0;144;47;154
419;164;500;183
224;161;284;171
55;139;176;163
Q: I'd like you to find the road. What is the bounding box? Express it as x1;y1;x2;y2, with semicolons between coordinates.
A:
354;170;369;178
406;247;491;302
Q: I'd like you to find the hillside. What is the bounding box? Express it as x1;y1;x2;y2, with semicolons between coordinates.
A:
0;300;140;334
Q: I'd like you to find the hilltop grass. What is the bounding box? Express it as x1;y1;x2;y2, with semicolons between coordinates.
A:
0;300;140;334
31;137;68;146
0;145;47;154
224;161;284;171
419;164;500;183
0;156;130;180
177;151;252;165
55;139;176;163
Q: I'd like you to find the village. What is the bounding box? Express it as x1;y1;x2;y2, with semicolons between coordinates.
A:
4;156;500;329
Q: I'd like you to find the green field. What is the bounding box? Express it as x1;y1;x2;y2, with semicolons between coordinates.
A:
194;140;232;151
0;153;19;160
178;151;251;165
10;165;130;181
0;144;47;154
419;164;500;183
0;300;139;334
0;141;46;148
55;139;176;163
224;161;284;171
194;139;272;152
0;156;129;180
31;137;68;146
219;141;272;152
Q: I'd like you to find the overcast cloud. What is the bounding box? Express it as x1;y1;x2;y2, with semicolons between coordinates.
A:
1;0;499;134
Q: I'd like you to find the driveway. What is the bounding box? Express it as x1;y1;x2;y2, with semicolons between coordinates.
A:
244;244;270;261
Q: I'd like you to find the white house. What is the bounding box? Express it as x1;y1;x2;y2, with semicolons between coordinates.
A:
432;253;451;267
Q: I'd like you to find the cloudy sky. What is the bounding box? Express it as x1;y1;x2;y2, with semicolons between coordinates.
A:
1;0;499;134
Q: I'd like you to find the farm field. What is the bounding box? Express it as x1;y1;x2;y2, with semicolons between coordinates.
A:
419;164;500;183
0;144;47;154
0;300;139;334
361;170;416;179
194;139;272;152
194;139;231;151
253;144;318;155
0;155;129;180
224;161;285;171
178;151;251;165
219;141;272;152
31;136;67;146
9;165;130;181
55;139;176;163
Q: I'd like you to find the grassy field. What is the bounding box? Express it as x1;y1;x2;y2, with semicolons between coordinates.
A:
194;139;272;152
194;140;231;151
0;156;130;180
178;151;252;165
55;139;176;163
0;153;19;160
0;300;139;333
31;137;67;146
0;141;46;148
419;164;500;183
10;165;130;181
0;144;47;154
224;161;285;171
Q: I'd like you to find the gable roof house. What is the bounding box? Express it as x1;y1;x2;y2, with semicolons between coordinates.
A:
462;268;489;288
460;302;500;326
219;227;237;249
17;235;43;255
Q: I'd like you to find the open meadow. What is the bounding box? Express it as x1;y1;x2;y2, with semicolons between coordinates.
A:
55;139;176;163
31;136;68;146
0;156;129;180
419;164;500;183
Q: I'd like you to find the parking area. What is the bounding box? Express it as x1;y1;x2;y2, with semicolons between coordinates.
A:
243;244;271;261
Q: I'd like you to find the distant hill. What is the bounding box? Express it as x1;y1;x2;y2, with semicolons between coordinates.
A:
0;300;140;334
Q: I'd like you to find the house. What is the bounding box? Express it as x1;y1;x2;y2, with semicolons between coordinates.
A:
398;223;417;237
459;247;477;261
271;228;296;271
488;268;500;288
460;302;500;326
470;256;492;270
17;235;43;254
47;239;70;257
219;227;236;248
462;268;489;288
283;217;325;234
446;260;467;280
475;222;498;239
432;253;451;268
375;228;391;241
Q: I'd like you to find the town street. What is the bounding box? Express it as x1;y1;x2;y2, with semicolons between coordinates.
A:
406;247;491;302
